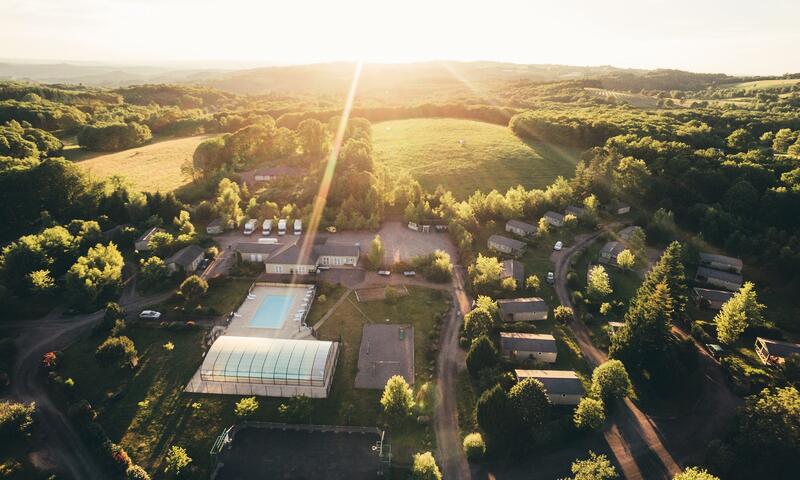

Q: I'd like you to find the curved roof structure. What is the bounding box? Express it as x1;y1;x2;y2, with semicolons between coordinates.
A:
201;336;336;387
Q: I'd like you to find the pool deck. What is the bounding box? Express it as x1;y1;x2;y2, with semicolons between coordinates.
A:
226;283;316;340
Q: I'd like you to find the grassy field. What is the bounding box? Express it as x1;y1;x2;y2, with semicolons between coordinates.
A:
70;134;212;193
59;285;450;478
373;118;581;198
720;78;800;90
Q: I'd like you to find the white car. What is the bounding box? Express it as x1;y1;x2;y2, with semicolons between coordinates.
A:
403;271;416;277
546;272;555;284
378;270;392;276
554;241;563;251
139;310;162;320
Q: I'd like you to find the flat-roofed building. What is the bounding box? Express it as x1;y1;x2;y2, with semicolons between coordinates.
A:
695;266;743;291
699;252;743;274
500;332;557;363
515;369;585;405
497;297;548;322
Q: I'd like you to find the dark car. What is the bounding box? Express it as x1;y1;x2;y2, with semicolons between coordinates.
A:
197;258;211;271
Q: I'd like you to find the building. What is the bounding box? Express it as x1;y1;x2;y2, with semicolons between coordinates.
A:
206;218;224;235
565;205;586;218
241;166;305;187
134;227;164;251
236;242;282;263
598;241;626;266
695;266;743;291
692;287;734;310
165;244;205;273
755;337;800;366
198;336;339;398
607;321;625;336
497;297;548;322
615;203;631;215
500;332;557;363
245;239;360;275
501;259;524;286
487;234;526;256
617;226;640;242
515;370;585;405
698;252;743;274
505;219;537;238
543;211;565;227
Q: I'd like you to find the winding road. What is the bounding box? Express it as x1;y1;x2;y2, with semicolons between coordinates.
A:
433;267;472;479
7;280;173;479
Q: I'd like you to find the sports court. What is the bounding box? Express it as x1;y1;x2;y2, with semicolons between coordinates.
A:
226;282;316;339
354;324;415;389
214;424;389;479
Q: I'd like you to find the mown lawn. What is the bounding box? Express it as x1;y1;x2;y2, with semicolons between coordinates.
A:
71;134;213;193
373;118;580;198
59;286;450;478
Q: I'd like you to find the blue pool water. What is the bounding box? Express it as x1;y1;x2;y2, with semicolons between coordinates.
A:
250;294;294;329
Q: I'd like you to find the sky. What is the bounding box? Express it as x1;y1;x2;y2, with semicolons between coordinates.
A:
2;0;799;75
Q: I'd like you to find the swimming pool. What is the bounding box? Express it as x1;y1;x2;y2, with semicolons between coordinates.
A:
250;294;295;329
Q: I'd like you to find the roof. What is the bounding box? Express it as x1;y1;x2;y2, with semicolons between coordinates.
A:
165;244;204;268
488;234;526;250
497;297;548;314
500;333;557;353
696;266;743;285
565;206;585;216
544;211;565;222
699;252;743;270
757;337;800;358
515;369;585;396
608;321;625;328
236;242;283;255
600;241;625;258
315;242;360;257
617;226;640;241
254;166;304;177
501;259;524;282
136;226;163;244
263;239;360;265
201;336;336;385
506;219;537;234
207;218;223;228
692;288;734;304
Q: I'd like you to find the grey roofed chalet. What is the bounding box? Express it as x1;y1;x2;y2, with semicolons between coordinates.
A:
565;205;585;217
501;259;524;284
696;266;743;285
500;333;557;353
165;244;204;269
515;369;585;396
497;297;548;314
757;337;800;358
235;242;283;255
488;234;527;250
506;219;537;235
698;252;743;271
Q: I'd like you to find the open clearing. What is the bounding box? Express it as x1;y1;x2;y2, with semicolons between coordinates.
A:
720;78;800;90
72;134;212;193
373;118;580;198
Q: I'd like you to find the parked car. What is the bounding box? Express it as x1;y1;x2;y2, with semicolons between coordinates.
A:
554;240;563;251
546;271;555;284
705;343;725;360
197;258;211;271
378;270;392;276
326;226;337;233
403;271;416;277
139;310;162;320
317;265;331;271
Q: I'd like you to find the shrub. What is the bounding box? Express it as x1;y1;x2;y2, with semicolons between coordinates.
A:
95;336;138;367
466;335;498;376
0;401;36;439
672;467;720;480
179;275;208;305
380;375;415;420
234;396;258;418
462;308;493;340
554;305;574;323
525;274;540;292
462;432;486;461
590;359;633;402
125;464;151;480
412;451;442;480
573;397;606;430
278;395;312;423
164;445;191;476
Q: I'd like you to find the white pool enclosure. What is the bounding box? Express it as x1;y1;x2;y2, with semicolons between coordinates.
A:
188;336;339;398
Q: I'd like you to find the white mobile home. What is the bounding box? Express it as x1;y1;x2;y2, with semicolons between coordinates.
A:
500;333;557;363
497;297;548;322
515;369;585;406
